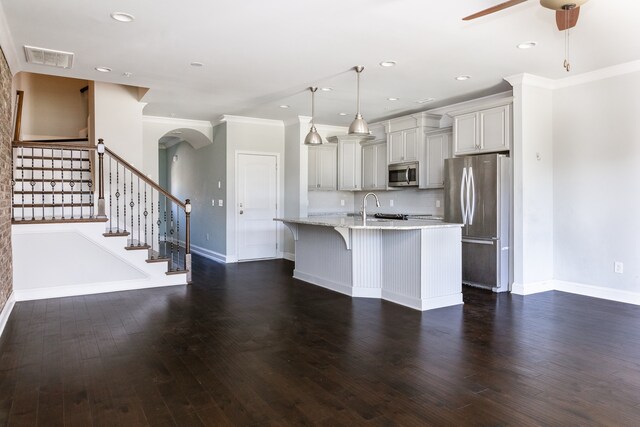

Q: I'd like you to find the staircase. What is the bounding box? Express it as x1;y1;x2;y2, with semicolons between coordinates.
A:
11;138;192;298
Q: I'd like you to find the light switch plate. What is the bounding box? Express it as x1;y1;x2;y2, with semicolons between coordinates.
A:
218;199;224;207
436;200;441;208
614;262;624;274
211;199;215;207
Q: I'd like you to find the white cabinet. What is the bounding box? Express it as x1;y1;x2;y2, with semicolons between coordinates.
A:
388;128;419;164
362;141;387;190
421;128;451;189
453;103;511;156
338;138;362;191
308;144;337;191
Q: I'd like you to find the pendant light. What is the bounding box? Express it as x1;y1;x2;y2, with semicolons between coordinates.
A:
304;87;323;146
348;66;370;135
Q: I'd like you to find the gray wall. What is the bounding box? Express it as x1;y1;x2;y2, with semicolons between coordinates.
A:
165;123;227;256
553;71;640;292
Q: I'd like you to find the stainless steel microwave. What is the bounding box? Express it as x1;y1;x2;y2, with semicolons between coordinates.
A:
388;162;419;187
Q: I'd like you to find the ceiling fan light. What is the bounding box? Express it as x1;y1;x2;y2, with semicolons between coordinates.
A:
539;0;588;10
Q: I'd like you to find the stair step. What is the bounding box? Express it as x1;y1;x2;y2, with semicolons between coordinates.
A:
165;269;188;276
103;230;130;237
146;256;170;263
125;240;151;250
12;217;108;225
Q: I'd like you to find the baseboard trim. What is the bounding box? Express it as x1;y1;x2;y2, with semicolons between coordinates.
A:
0;292;16;338
511;280;555;296
14;279;185;302
283;252;295;262
382;290;463;311
293;270;354;297
190;244;227;264
554;280;640;306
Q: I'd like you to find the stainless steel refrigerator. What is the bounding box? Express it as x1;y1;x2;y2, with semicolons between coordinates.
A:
444;154;511;292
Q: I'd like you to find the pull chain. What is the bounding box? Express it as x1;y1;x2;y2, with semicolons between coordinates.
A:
563;7;571;72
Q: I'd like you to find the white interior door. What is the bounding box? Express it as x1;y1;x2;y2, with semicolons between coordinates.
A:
237;153;278;261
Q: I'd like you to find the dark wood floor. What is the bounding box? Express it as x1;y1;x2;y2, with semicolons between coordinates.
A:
1;255;640;426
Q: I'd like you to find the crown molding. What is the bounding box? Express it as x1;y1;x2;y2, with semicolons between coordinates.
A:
220;115;284;127
143;115;213;128
504;73;555;90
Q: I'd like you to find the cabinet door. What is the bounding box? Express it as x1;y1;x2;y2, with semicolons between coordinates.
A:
361;145;376;190
480;105;510;153
374;143;387;189
338;140;361;191
318;145;337;190
453;112;479;155
424;132;450;188
308;147;319;190
388;131;404;163
403;128;419;161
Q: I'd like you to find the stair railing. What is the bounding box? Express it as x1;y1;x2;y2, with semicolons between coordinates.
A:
96;139;192;282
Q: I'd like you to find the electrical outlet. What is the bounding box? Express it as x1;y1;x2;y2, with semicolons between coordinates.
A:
340;199;345;206
614;262;624;274
390;199;394;207
436;200;441;208
218;199;224;207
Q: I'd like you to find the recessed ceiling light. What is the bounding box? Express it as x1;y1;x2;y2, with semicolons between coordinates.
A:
279;105;290;109
455;75;471;81
380;61;397;67
321;87;333;92
338;112;348;116
517;41;538;49
110;12;135;22
417;98;436;104
387;97;399;101
122;72;132;77
190;62;204;67
95;66;112;73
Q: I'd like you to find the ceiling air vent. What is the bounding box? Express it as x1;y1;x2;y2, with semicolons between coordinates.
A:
24;45;74;69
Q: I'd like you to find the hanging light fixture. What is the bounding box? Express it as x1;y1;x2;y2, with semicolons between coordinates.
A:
304;87;323;146
348;66;370;135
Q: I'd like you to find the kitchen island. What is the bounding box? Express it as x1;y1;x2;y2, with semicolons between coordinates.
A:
276;216;463;311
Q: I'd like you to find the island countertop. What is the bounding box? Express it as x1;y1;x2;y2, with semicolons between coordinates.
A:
275;216;462;230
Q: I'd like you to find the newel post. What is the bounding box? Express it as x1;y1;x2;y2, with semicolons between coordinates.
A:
185;199;192;283
97;139;106;218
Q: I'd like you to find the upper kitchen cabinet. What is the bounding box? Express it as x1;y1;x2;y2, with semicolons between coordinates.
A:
421;128;451;189
451;101;512;156
308;144;337;191
362;140;387;190
384;113;441;165
327;134;375;191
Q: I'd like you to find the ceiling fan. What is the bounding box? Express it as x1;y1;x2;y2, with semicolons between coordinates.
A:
463;0;590;71
463;1;588;30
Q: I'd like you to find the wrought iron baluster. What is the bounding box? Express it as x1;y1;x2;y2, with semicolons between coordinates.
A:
123;163;127;232
109;157;113;229
30;149;35;220
137;176;141;245
158;195;163;260
169;202;174;271
60;150;65;219
41;148;45;220
87;151;93;218
150;189;154;258
176;206;181;270
116;160;121;232
69;150;75;219
50;149;55;219
130;170;135;244
143;182;148;247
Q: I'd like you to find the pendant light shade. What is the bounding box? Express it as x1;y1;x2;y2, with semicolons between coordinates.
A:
348;66;370;135
304;87;323;146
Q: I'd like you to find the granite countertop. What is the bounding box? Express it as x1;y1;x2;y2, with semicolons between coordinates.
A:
275;216;462;230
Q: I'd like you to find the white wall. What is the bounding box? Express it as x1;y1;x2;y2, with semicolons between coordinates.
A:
224;117;285;262
553;70;640;293
506;75;555;290
93;82;145;167
14;72;88;139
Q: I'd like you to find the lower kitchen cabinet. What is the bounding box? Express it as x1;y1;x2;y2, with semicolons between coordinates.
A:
421;128;451;189
362;141;387;190
308;144;337;191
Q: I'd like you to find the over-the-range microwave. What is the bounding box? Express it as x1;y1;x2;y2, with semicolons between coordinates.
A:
388;162;419;187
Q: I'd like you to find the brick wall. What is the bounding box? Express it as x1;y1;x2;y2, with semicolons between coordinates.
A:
0;48;13;312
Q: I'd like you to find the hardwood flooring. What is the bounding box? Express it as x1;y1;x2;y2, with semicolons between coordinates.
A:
1;255;640;425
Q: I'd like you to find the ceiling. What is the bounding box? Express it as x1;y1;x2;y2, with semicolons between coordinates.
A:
1;0;639;126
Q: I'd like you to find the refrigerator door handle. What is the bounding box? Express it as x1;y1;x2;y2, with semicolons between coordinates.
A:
460;167;467;225
469;166;476;225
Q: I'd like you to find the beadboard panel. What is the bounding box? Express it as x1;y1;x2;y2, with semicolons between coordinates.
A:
351;229;382;291
294;225;353;292
421;227;462;299
381;230;422;299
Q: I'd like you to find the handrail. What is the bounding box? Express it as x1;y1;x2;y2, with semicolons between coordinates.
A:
13;90;24;142
102;144;185;209
13;141;95;151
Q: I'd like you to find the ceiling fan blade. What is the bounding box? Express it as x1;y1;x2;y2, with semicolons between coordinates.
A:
556;6;580;31
463;0;528;21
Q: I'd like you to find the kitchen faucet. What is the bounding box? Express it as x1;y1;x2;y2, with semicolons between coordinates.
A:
362;192;380;222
